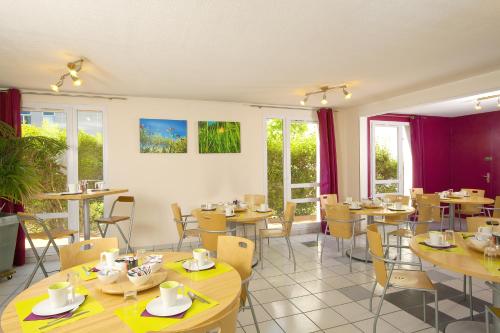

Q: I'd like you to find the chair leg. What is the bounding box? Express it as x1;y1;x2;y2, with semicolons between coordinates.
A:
25;241;51;289
433;290;439;333
286;237;296;272
373;283;389;333
468;275;473;319
177;237;184;252
348;238;354;273
247;289;260;333
259;235;263;269
116;224;132;253
369;281;377;312
103;224;109;237
97;223;106;238
287;239;291;259
254;224;257;243
320;234;328;263
422;291;426;323
463;275;467;301
485;305;490;333
25;234;48;277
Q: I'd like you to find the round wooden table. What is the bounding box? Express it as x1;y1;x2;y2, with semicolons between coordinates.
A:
348;205;415;261
191;208;275;224
440;196;494;230
410;233;500;331
0;252;241;333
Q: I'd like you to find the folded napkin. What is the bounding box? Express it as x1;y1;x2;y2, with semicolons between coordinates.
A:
89;267;100;272
141;309;187;319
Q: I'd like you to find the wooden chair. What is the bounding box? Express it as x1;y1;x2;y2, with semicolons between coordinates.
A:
217;236;260;333
196;212;235;253
458;188;485;230
243;194;265;208
259;201;297;271
375;195;411;242
17;212;78;289
95;196;135;253
483;195;500;218
171;203;199;251
317;194;338;242
59;238;119;270
410;188;424;207
366;224;439;333
322;203;366;273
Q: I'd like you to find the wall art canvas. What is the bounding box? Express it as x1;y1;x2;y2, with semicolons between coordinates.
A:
198;121;241;153
140;118;187;153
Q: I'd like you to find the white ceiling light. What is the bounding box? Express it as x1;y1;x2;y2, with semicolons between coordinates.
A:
50;58;84;92
474;93;500;111
299;84;352;106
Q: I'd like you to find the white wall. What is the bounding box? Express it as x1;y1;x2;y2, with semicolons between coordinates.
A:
22;94;316;248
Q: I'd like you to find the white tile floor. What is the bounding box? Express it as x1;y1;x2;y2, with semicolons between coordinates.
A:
0;230;494;333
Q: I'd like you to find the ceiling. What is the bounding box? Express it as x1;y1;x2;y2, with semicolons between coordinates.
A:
1;0;500;109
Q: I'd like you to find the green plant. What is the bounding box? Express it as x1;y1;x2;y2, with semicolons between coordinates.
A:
0;121;67;206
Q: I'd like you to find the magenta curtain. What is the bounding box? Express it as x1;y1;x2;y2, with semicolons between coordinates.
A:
0;88;25;266
409;116;424;189
317;108;338;233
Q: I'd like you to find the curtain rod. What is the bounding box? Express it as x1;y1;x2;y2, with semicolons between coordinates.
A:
248;104;338;112
0;88;126;100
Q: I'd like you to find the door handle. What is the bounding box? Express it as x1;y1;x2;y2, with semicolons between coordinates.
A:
483;172;491;183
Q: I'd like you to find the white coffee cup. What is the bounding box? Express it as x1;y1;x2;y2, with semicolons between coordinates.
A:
429;231;444;246
204;203;213;210
95;181;105;190
67;184;77;193
225;206;234;216
394;202;402;210
478;226;493;235
48;282;73;308
160;281;184;307
193;248;209;266
345;197;353;204
259;203;268;211
351;202;360;209
100;248;119;268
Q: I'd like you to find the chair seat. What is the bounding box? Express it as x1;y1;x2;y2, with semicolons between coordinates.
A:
387;228;413;238
30;228;77;240
490;306;500;317
183;229;199;237
374;218;405;226
260;228;286;238
95;216;130;224
390;269;434;290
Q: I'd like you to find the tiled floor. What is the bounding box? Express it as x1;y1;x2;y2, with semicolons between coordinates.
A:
0;227;494;333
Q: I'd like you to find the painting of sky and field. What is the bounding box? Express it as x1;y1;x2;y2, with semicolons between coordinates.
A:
140;118;187;153
198;121;240;153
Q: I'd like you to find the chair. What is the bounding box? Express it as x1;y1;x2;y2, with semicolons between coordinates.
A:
17;212;78;289
483;195;500;218
484;282;500;333
317;194;338;242
410;188;424;207
243;194;266;240
458;188;485;230
217;236;260;333
59;238;119;270
321;203;366;273
375;195;411;242
366;224;439;333
171;203;199;251
196;212;236;253
259;201;297;271
95;196;135;253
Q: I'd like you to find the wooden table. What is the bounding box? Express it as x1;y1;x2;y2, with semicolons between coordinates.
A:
191;208;274;224
440;196;495;230
410;233;500;331
35;189;128;240
0;251;241;333
348;205;415;261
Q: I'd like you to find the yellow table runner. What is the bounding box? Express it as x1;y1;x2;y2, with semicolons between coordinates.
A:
71;261;99;281
114;287;219;333
415;235;466;255
164;261;233;281
14;286;104;333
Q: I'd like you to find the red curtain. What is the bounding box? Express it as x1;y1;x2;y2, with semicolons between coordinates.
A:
409;116;424;189
0;88;25;266
317;108;338;233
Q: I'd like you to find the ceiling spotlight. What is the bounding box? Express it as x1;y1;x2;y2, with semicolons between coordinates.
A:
475;100;482;111
343;87;352;99
50;58;84;92
71;75;82;86
50;84;59;92
300;95;309;106
497;97;500;107
320;92;328;105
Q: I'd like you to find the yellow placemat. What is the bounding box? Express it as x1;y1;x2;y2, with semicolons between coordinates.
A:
14;286;104;333
164;261;233;281
415;235;466;255
480;258;500;277
71;261;99;281
114;287;219;333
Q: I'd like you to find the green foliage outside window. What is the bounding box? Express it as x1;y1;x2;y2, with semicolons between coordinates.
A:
375;144;398;194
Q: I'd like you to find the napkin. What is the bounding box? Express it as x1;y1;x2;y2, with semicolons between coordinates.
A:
141;309;187;319
89;267;100;272
23;295;87;321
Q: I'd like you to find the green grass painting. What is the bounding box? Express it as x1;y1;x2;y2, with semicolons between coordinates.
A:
198;121;241;153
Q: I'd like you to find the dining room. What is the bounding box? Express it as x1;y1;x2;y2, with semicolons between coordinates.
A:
1;1;500;333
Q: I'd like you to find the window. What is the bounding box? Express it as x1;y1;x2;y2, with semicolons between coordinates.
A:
42;111;56;123
370;121;412;197
21;111;32;124
265;118;320;220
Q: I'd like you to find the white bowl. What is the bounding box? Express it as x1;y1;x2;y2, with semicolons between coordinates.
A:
146;261;162;273
97;269;120;284
128;273;151;286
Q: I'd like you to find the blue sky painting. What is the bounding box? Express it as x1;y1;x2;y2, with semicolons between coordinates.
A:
139;118;187;153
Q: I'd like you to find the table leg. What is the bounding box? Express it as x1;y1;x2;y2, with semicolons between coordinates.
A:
83;199;90;241
346;215;373;263
449;203;455;231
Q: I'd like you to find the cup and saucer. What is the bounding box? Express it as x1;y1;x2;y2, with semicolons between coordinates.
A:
182;248;215;271
32;282;85;316
201;203;216;211
146;281;192;317
423;231;451;248
388;203;406;211
256;203;271;213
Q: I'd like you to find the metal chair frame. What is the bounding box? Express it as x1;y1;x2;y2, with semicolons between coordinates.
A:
259;215;296;272
484;281;500;333
176;213;200;251
96;196;135;253
18;213;77;289
241;271;260;333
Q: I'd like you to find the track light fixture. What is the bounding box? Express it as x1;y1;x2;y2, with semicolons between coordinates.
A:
50;58;84;92
474;93;500;111
475;101;482;111
299;84;352;106
497;97;500;108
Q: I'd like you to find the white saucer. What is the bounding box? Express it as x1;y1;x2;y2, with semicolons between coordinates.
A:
32;294;85;316
182;260;215;271
256;209;272;213
388;207;406;211
423;240;451;248
349;207;362;210
201;208;216;211
146;295;192;317
225;214;236;217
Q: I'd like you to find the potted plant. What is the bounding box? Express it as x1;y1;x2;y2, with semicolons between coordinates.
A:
0;120;67;277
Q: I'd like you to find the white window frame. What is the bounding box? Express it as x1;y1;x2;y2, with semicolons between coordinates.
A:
370;120;408;197
263;116;320;219
21;102;108;236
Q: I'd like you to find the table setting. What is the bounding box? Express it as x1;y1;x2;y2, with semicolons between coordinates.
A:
164;248;233;281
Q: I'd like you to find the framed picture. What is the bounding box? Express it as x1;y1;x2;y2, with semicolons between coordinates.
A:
198;121;241;153
139;118;187;153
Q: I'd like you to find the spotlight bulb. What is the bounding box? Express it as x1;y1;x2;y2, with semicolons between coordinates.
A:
71;76;82;86
343;88;352;99
497;97;500;108
50;84;59;92
68;69;78;77
300;95;308;106
320;93;328;105
475;101;482;111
